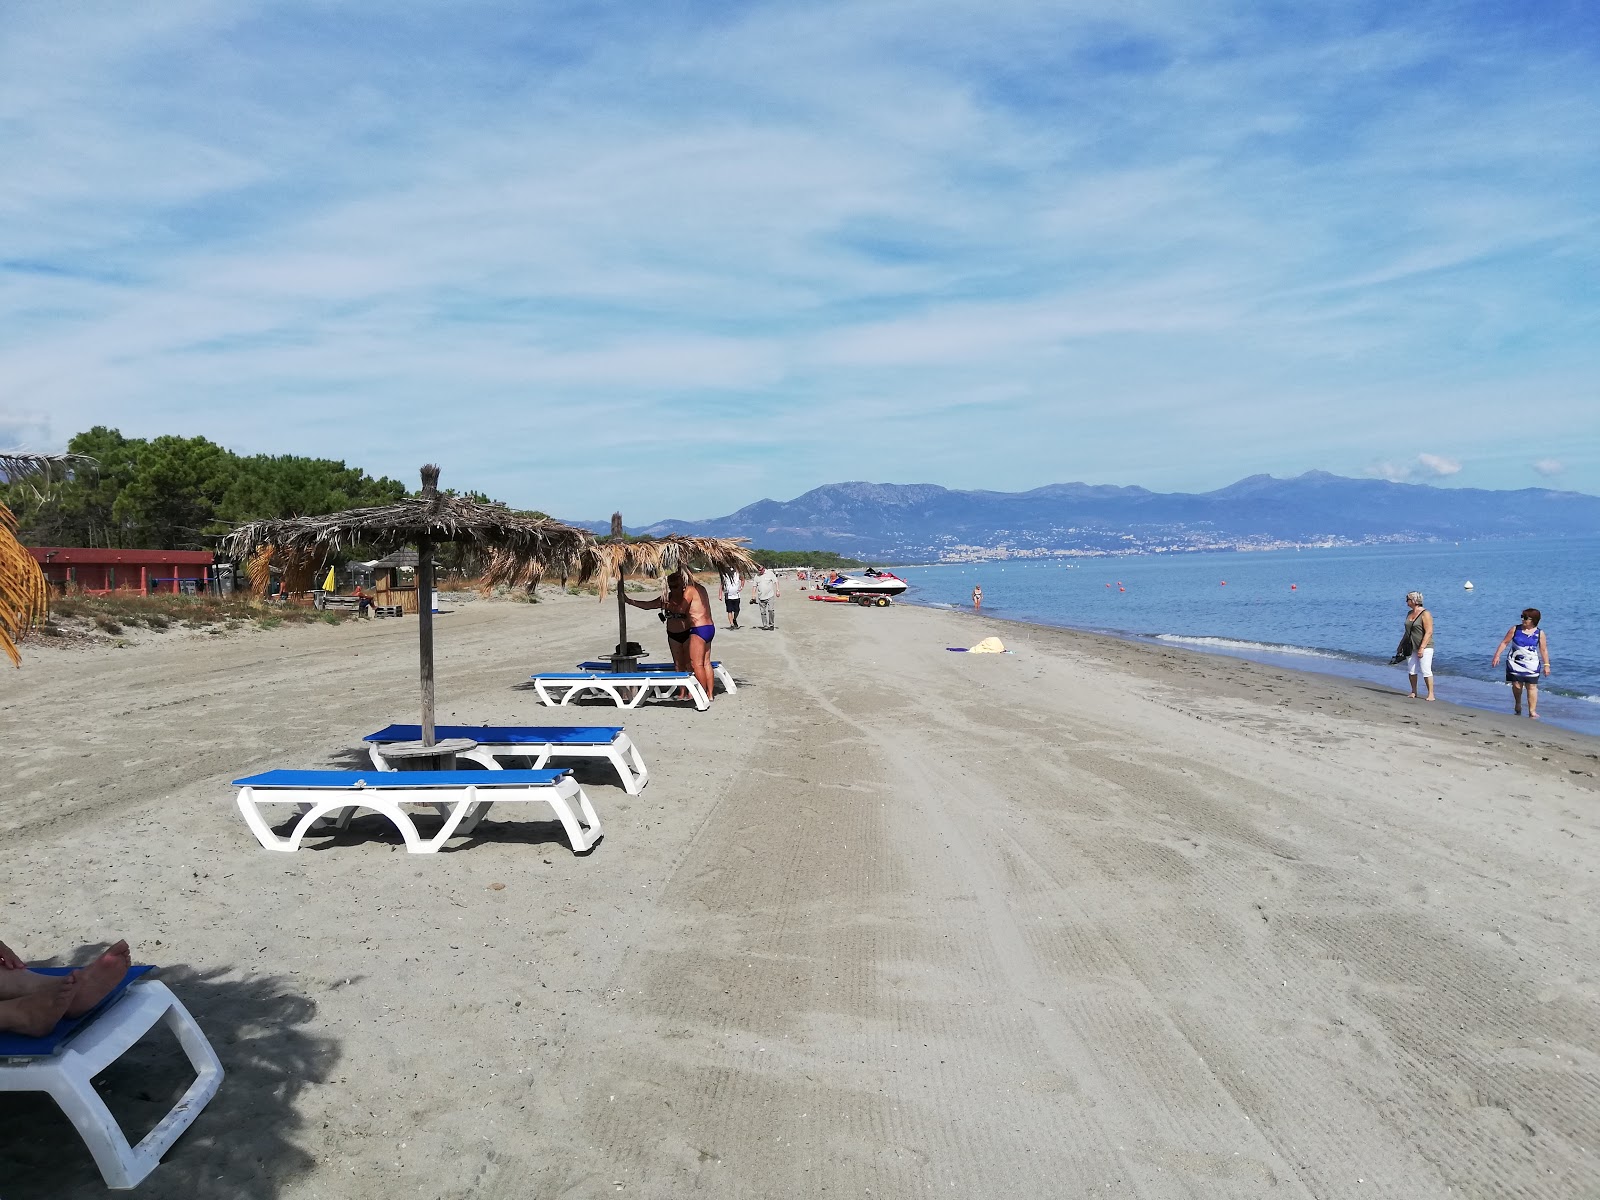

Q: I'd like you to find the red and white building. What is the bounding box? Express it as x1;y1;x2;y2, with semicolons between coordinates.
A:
29;547;215;595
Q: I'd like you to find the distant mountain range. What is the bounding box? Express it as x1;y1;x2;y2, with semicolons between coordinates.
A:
568;472;1600;561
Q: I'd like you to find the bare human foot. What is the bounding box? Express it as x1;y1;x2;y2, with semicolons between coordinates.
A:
0;975;77;1036
66;941;131;1017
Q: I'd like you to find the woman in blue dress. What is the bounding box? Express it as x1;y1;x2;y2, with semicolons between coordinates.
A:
1491;607;1552;718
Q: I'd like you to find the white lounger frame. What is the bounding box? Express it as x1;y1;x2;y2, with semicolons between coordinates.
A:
532;674;710;712
236;777;602;854
579;662;737;695
0;981;224;1190
367;735;650;795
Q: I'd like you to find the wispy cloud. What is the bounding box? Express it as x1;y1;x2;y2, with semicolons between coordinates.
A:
1532;457;1565;477
1;0;1597;516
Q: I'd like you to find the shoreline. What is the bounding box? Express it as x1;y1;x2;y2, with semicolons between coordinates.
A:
900;595;1600;738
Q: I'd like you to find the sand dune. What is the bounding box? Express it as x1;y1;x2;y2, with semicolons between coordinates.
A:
2;590;1597;1198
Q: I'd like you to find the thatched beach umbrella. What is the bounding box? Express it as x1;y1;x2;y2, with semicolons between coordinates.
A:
0;451;85;667
224;464;594;745
483;525;758;668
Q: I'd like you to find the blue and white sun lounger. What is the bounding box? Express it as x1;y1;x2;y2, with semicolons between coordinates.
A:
232;768;602;854
530;671;710;711
0;966;224;1190
364;724;649;794
577;660;737;695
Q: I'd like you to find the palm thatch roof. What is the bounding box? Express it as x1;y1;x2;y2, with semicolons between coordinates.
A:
222;464;596;593
224;466;591;564
1;451;88;667
480;534;759;596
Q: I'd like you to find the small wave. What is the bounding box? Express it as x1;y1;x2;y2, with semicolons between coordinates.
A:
1154;634;1343;661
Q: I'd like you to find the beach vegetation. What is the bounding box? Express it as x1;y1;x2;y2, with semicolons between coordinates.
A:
33;588;348;647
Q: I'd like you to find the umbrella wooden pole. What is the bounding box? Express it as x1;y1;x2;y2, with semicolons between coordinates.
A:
612;512;627;669
417;536;436;746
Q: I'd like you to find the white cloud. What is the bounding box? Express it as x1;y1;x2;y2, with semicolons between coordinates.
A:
1532;457;1564;477
1365;453;1462;483
1416;453;1462;477
0;1;1597;514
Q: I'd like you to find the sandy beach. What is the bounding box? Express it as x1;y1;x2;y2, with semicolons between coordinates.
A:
2;589;1598;1199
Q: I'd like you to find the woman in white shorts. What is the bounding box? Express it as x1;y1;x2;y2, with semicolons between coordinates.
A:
1403;591;1435;700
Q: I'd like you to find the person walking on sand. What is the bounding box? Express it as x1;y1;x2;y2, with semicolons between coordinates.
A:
1491;607;1551;718
1402;591;1435;700
627;568;716;704
719;567;744;630
972;584;982;609
754;564;779;630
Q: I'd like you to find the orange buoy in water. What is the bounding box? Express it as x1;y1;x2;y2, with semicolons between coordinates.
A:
1290;583;1297;591
1118;587;1126;593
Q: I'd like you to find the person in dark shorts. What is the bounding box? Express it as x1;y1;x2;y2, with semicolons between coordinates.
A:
719;568;744;629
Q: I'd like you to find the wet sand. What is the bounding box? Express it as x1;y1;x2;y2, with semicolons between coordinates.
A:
2;590;1597;1198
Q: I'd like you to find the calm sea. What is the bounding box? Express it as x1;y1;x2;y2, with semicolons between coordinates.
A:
895;537;1600;737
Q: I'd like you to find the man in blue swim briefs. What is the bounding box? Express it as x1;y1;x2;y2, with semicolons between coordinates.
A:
626;568;718;704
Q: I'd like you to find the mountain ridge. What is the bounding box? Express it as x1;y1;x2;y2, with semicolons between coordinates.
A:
566;471;1600;560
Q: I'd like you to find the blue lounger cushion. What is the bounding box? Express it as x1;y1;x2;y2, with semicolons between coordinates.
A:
364;724;624;746
0;965;157;1058
577;661;723;672
232;769;569;788
531;672;686;681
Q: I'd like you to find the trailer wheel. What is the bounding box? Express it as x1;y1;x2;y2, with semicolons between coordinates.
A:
875;596;890;607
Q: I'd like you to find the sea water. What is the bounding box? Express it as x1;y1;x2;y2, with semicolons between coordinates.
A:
895;537;1600;737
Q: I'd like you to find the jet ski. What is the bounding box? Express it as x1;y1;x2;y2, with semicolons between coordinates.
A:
823;568;908;598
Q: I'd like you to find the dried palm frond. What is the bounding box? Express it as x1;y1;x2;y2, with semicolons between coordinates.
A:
0;502;48;666
477;535;757;597
247;546;275;597
0;451;86;667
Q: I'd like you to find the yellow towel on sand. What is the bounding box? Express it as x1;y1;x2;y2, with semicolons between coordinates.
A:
968;636;1006;654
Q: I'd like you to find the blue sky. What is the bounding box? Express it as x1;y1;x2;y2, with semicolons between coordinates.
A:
2;0;1597;521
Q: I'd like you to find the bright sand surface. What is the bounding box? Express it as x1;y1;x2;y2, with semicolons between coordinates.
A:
2;590;1598;1199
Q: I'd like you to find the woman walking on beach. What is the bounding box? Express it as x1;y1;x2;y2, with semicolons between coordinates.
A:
972;584;982;609
1491;608;1551;718
1403;591;1435;701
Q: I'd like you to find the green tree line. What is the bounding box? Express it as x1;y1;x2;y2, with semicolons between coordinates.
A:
6;427;409;550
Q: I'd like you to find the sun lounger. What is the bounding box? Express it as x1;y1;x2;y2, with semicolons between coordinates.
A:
0;966;224;1190
529;671;710;711
364;724;649;794
231;768;602;854
576;660;737;695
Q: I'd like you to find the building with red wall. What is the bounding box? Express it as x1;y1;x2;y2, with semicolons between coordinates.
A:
29;547;215;594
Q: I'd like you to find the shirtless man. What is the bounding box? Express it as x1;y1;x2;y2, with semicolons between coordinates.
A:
0;939;134;1037
625;569;717;704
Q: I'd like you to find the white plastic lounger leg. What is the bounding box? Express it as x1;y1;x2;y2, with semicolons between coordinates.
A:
606;733;648;793
545;777;602;853
14;981;224;1190
714;663;737;694
532;679;566;707
236;790;366;852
